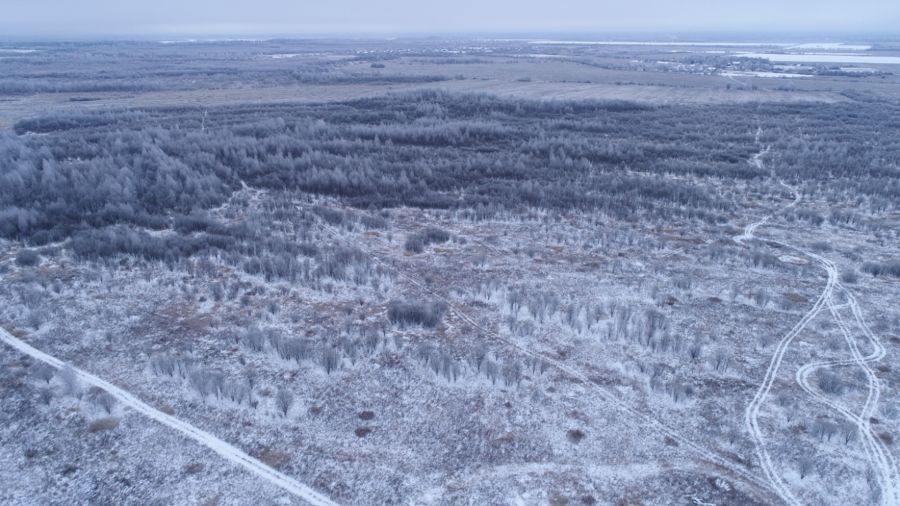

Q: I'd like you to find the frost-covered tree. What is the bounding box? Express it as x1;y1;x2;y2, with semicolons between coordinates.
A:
58;364;80;397
275;388;294;417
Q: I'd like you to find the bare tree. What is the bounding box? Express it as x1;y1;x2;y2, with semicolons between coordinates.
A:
840;423;858;445
501;361;523;387
32;363;55;384
189;369;223;400
483;359;499;385
275;388;294;417
725;427;742;447
712;350;730;373
223;381;249;405
94;392;116;414
798;456;815;480
244;365;257;390
817;370;845;395
58;364;80;397
688;341;703;361
37;388;53;405
320;348;341;375
241;328;267;353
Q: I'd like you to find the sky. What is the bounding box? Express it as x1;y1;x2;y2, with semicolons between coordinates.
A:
2;0;899;39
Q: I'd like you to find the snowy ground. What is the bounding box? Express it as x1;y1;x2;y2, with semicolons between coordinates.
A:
1;159;898;504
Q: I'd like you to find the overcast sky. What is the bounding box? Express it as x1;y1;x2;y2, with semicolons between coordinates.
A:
3;0;899;39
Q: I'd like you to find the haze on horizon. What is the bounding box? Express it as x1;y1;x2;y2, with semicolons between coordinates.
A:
2;0;900;40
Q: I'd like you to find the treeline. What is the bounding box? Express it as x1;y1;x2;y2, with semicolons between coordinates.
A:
861;260;900;278
0;71;451;95
764;102;900;204
0;43;453;96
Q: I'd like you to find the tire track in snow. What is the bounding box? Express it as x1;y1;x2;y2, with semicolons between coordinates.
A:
793;296;894;504
737;157;815;505
837;288;899;504
737;145;897;505
759;237;897;506
742;250;834;506
0;328;339;506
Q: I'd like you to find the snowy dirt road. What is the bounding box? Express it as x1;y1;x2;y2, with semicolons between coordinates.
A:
0;327;339;506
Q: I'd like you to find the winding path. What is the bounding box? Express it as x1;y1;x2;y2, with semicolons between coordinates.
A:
737;146;897;505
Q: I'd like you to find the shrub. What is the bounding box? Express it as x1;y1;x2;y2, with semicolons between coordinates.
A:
312;206;345;226
257;448;290;468
319;348;342;375
271;337;312;364
15;249;40;267
421;226;450;244
241;328;268;353
862;261;900;278
566;429;586;443
403;235;425;253
387;300;447;328
32;364;55;384
840;270;859;284
817;370;845;395
359;214;388;230
315;246;371;282
92;392;117;414
58;364;80;397
403;226;450;253
275;388;294;417
809;240;832;252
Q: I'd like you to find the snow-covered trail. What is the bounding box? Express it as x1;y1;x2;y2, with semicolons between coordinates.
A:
736;152;817;505
852;323;900;505
0;328;339;506
762;231;897;506
734;180;798;245
742;248;835;506
793;297;894;505
737;144;897;505
838;288;900;504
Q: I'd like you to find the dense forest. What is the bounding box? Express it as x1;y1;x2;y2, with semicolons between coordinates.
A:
2;92;899;253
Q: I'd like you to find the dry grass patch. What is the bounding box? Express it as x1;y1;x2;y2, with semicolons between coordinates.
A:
257;448;291;469
566;429;585;443
87;417;119;433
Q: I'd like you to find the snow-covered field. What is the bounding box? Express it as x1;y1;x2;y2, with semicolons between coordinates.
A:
787;43;872;51
1;39;900;506
525;40;795;47
722;71;811;79
737;52;900;65
2;163;898;504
